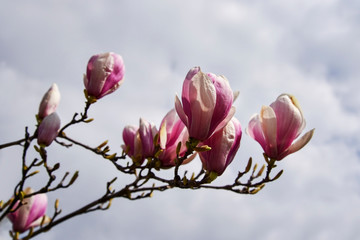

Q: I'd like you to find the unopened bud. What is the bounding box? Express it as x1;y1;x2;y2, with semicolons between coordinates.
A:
176;142;182;156
37;112;61;147
272;170;284;181
38;83;60;120
83;52;125;99
97;140;108;150
54;199;59;210
182;176;188;185
105;153;117;160
245;157;252;173
194;145;211;152
205;171;218;183
84;118;94;123
68;171;79;185
27;171;40;178
256;164;266;178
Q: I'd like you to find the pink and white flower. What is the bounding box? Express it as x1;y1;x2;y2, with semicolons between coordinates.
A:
175;67;235;141
122;125;142;161
7;188;48;233
247;94;315;160
84;52;125;99
122;118;158;164
158;109;195;167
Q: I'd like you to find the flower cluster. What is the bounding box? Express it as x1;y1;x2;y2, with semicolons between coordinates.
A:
120;67;241;176
120;65;314;177
122;109;196;167
34;52;314;179
4;52;314;236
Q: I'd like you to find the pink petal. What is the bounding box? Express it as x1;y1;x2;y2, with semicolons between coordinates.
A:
207;74;234;136
25;193;47;229
280;128;315;159
271;94;304;154
159;108;180;149
160;109;178;133
29;216;50;229
11;199;31;231
158;109;189;167
133;131;143;161
167;120;186;147
86;54;107;97
181;67;200;123
38;83;61;119
182;152;197;165
225;118;242;167
260;105;278;158
139;118;157;157
99;53;125;98
212;106;236;135
175;95;188;127
159;122;167;149
247;113;269;155
86;54;99;81
199;118;239;175
122;125;139;156
188;71;216;140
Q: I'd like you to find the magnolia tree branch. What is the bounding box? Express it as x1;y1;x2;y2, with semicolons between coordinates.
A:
0;118;282;240
12;150;280;240
0;139;26;149
0;102;282;240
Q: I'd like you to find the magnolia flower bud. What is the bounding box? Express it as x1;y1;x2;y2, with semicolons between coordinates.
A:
122;125;143;163
84;52;125;99
199;117;242;176
247;94;315;160
175;67;235;141
158;109;195;167
37;112;61;147
7;188;48;233
38;83;60;120
122;118;158;165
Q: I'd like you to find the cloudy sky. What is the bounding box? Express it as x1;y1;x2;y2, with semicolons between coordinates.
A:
1;0;360;239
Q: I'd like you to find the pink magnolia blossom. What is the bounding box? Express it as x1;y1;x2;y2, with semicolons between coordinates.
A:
37;112;61;147
175;67;235;141
122;118;158;164
158;109;195;167
199;117;242;176
247;94;315;160
122;125;143;162
7;188;48;233
38;83;60;120
83;52;125;99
